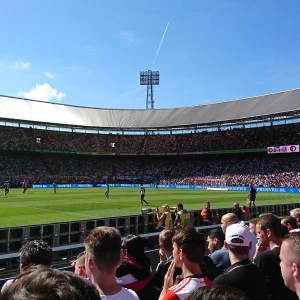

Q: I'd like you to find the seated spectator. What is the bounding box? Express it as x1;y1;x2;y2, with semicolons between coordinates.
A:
185;285;250;300
116;234;157;300
281;223;289;238
213;223;269;300
159;227;213;300
1;240;52;294
153;229;182;291
84;226;139;299
1;265;100;300
156;204;172;230
290;208;300;228
200;256;222;282
233;203;243;220
206;228;225;255
173;203;190;228
254;214;298;300
241;205;250;221
280;232;300;299
201;202;215;225
282;216;298;232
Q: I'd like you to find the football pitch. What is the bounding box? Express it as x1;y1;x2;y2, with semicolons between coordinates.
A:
0;187;299;228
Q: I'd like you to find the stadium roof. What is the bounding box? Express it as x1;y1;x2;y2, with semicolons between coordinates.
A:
0;88;300;131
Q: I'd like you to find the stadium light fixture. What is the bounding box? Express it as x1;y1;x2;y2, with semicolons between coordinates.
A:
140;70;160;109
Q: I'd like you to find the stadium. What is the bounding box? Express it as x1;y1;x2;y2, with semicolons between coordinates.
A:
0;89;300;296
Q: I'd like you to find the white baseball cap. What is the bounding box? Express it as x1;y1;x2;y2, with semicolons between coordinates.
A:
226;223;251;247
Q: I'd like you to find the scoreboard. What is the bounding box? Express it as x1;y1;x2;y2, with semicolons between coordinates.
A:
267;145;299;154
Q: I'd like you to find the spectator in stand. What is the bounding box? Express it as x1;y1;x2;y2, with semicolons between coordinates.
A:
84;226;139;299
185;285;251;300
154;229;182;291
1;240;52;294
233;203;243;220
173;203;190;228
72;251;89;279
254;214;298;300
249;218;258;236
281;216;298;232
290;208;300;229
201;202;215;225
220;213;257;261
159;227;213;300
1;265;100;300
213;223;269;300
206;228;225;255
116;234;157;300
280;232;300;299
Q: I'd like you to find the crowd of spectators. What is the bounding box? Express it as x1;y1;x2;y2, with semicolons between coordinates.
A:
0;123;300;154
1;152;300;187
1;211;300;299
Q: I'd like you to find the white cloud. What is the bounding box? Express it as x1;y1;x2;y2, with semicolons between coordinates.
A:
10;61;31;69
18;83;66;102
44;72;54;78
83;45;97;52
120;32;137;46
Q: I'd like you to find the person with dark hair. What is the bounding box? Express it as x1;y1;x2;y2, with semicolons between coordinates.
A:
1;265;100;300
281;216;297;232
201;202;215;225
214;223;269;300
85;227;139;299
248;185;256;207
206;228;225;255
233;203;243;220
185;285;251;300
159;227;213;300
173;203;190;228
281;224;289;238
116;234;156;300
280;232;300;298
254;214;298;300
1;240;53;293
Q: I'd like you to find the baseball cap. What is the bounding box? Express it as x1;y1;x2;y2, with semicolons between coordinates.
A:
226;223;251;247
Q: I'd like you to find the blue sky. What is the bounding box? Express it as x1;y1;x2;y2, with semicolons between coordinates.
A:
0;0;300;109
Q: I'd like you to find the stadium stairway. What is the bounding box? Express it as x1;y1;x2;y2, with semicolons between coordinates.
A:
40;157;53;175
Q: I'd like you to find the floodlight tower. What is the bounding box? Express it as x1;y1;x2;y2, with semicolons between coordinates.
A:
140;70;159;109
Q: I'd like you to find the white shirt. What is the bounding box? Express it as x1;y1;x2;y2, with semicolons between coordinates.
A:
100;287;139;300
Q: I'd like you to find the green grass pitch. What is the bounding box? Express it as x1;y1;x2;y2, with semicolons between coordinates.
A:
0;187;299;228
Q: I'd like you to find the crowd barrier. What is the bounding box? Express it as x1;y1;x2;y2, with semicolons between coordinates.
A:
32;183;300;194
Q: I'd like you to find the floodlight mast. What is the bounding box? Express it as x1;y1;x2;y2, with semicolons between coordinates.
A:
140;70;159;109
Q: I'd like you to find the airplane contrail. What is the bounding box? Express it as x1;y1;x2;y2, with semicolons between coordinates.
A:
153;22;169;65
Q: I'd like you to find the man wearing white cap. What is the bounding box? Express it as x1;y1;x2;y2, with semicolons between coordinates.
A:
213;223;269;300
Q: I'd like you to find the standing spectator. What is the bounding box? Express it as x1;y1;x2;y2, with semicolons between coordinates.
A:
201;202;215;225
173;203;191;228
116;234;157;300
153;229;181;291
1;240;52;294
254;214;298;300
159;227;213;300
206;228;225;255
213;223;269;300
290;208;300;229
281;216;298;232
72;251;88;279
1;266;100;300
84;226;139;299
248;185;257;207
249;218;258;236
280;232;300;299
233;203;243;220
